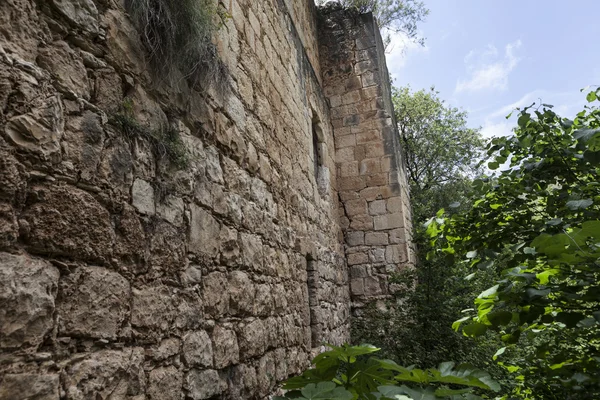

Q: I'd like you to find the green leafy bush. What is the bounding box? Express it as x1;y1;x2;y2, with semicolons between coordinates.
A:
426;90;600;398
275;344;500;399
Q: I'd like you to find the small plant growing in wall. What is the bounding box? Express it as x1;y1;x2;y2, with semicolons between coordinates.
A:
124;0;228;87
110;99;190;169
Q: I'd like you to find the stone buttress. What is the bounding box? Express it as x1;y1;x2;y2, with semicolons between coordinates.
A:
318;5;415;311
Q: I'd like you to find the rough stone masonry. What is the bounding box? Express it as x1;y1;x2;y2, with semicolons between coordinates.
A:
0;0;413;399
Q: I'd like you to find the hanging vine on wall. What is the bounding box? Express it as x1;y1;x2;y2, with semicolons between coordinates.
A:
110;100;190;169
124;0;228;88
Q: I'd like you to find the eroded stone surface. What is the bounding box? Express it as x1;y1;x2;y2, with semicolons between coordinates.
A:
0;374;59;400
0;253;59;349
57;266;130;340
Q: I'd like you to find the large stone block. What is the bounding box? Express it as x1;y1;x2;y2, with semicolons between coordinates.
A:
185;369;227;400
131;286;175;331
57;266;130;340
240;233;263;270
21;185;115;263
189;204;221;257
212;325;240;369
228;271;255;315
202;272;229;318
237;319;266;360
0;374;59;400
64;348;145;399
183;330;213;368
374;212;404;231
0;253;59;349
147;366;183;400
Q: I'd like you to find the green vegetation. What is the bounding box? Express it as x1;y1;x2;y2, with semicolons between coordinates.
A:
393;86;485;222
275;344;500;399
124;0;227;87
425;90;600;398
317;0;429;46
110;102;189;169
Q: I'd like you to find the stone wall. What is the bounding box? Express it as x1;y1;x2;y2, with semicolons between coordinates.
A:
318;5;415;310
0;0;352;399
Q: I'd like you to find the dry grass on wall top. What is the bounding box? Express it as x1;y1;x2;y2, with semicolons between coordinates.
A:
124;0;228;88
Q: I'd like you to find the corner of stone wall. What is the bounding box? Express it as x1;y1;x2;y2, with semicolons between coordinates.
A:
317;6;415;313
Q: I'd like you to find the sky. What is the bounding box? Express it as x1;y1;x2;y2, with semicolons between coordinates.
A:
385;0;600;139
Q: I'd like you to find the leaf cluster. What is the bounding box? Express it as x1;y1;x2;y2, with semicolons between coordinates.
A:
426;90;600;398
275;344;500;400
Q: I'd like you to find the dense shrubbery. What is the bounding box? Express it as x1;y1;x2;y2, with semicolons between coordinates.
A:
427;90;600;398
275;344;500;399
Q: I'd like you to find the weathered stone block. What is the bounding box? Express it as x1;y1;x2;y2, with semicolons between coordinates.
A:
0;253;59;349
374;213;404;231
386;244;406;264
339;161;359;177
339;176;365;191
157;195;184;226
237;319;266;360
240;233;263;270
389;228;407;244
183;330;213;368
0;374;59;400
367;173;389;186
63;348;145;399
368;200;386;216
21;185;115;263
350;265;368;278
365;232;389;245
350;278;364;296
364;276;383;296
132;178;156;215
148;366;183;400
202;272;229;318
344;198;367;217
131;286;175;331
228;271;255;315
387;196;403;213
254;284;274;316
212;325;239;369
189;204;221;257
347;252;368;265
369;247;386;263
345;230;364;246
186;369;227;400
58;266;130;340
349;214;373;231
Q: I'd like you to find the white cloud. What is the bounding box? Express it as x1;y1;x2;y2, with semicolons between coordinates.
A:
385;30;429;80
455;40;522;93
480;120;514;139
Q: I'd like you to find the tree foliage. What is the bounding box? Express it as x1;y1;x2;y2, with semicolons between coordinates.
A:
317;0;429;46
275;344;500;400
393;86;485;222
426;91;600;399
